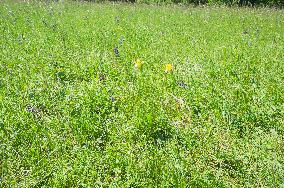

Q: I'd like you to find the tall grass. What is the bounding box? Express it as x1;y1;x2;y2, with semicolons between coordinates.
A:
0;1;284;187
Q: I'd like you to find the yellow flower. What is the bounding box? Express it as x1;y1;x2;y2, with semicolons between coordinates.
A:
165;64;173;73
134;59;143;69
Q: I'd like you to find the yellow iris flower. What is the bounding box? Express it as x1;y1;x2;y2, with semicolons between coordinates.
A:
134;59;143;69
165;64;173;73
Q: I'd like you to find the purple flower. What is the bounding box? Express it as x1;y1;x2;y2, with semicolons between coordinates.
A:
110;96;115;102
177;81;188;89
119;36;125;45
27;105;40;114
113;47;119;57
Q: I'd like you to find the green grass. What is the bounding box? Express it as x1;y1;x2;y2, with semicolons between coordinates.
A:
0;1;284;187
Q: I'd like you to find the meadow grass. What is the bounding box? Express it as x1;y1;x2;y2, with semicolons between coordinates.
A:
0;1;284;187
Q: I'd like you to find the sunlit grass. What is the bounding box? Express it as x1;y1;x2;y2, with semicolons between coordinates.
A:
0;1;284;187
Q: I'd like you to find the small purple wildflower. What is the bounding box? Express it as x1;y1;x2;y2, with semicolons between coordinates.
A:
119;36;125;45
110;96;115;102
113;47;119;57
27;105;40;114
177;81;188;89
